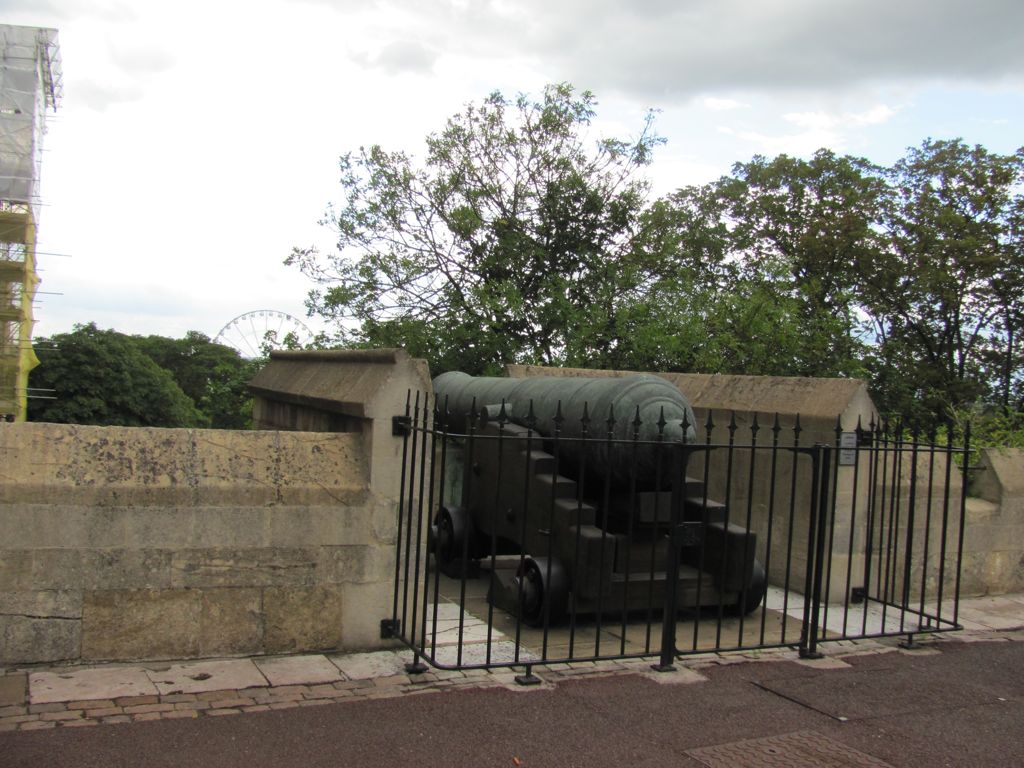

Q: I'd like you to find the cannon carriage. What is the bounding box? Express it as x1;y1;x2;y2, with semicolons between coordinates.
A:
430;372;767;627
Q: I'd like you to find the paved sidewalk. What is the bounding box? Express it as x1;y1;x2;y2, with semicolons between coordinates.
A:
0;593;1021;761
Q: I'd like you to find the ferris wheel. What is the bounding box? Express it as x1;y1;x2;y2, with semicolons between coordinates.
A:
214;310;315;358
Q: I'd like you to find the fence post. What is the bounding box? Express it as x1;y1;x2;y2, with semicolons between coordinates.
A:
653;444;688;671
799;444;831;659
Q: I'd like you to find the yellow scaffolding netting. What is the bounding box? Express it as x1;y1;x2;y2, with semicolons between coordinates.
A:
0;25;60;421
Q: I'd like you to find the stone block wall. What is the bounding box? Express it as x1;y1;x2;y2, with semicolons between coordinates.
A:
961;447;1024;595
0;423;397;665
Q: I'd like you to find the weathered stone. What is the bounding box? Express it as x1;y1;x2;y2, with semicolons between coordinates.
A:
0;674;26;706
0;550;31;591
267;506;373;548
146;659;266;695
171;548;316;588
189;507;268;548
82;590;200;661
19;549;172;591
0;590;81;619
198;588;262;656
317;546;374;584
190;430;283;506
340;581;392;651
254;655;344;687
122;508;196;549
264;585;345;653
0;615;81;664
30;666;158;705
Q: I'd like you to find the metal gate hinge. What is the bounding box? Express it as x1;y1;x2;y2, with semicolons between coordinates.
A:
380;618;401;639
392;415;411;436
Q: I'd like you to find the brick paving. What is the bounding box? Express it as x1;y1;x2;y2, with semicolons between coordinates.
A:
1;594;1021;734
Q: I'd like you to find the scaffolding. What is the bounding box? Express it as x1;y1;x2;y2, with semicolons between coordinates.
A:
0;25;61;420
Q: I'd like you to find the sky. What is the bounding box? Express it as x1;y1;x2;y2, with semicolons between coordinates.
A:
5;0;1024;353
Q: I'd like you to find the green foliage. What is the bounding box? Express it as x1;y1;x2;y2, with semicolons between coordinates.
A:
28;324;206;428
28;325;258;429
291;83;1024;431
134;331;260;429
288;83;663;375
864;140;1024;423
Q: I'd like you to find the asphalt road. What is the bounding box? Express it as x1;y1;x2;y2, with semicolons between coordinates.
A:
3;640;1022;768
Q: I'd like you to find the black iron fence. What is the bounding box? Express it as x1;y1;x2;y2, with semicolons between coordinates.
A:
385;392;969;680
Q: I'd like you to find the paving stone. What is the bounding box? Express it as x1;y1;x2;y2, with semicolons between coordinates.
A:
173;701;210;711
1;714;38;725
208;697;255;709
28;702;67;714
329;650;407;680
115;695;160;706
158;693;198;703
40;710;84;721
254;655;344;687
30;667;157;704
67;698;115;710
206;708;241;716
642;667;708;686
145;659;267;695
794;656;853;670
0;705;27;717
305;683;340;697
60;719;99;728
298;698;334;707
161;710;199;720
84;707;123;718
19;721;56;730
123;703;174;715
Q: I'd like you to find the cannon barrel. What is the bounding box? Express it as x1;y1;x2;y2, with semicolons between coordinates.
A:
432;372;697;489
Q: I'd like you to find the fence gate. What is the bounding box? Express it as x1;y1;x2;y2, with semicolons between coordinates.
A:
384;389;969;681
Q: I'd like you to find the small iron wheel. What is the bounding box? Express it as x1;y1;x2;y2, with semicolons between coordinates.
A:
513;556;568;627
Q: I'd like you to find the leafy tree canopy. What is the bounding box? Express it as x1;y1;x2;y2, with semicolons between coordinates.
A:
288;83;663;375
291;82;1024;431
28;324;259;429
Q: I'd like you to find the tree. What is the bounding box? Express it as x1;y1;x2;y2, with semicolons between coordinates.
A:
288;83;663;375
630;152;885;379
720;150;886;378
27;324;206;428
134;331;260;429
863;139;1024;420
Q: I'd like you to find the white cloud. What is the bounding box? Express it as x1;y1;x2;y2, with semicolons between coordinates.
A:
719;124;844;158
783;111;839;131
703;97;745;112
849;105;898;126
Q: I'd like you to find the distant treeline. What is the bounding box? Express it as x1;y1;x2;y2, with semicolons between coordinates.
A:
28;323;260;429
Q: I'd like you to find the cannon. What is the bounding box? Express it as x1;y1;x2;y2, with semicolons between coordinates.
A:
431;372;766;626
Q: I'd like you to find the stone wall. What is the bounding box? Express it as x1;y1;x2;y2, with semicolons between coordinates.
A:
962;448;1024;595
0;423;397;665
0;348;431;666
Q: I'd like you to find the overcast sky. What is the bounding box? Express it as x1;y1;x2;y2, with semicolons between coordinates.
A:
5;0;1023;351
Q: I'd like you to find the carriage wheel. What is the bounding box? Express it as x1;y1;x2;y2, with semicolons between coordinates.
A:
513;556;569;627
